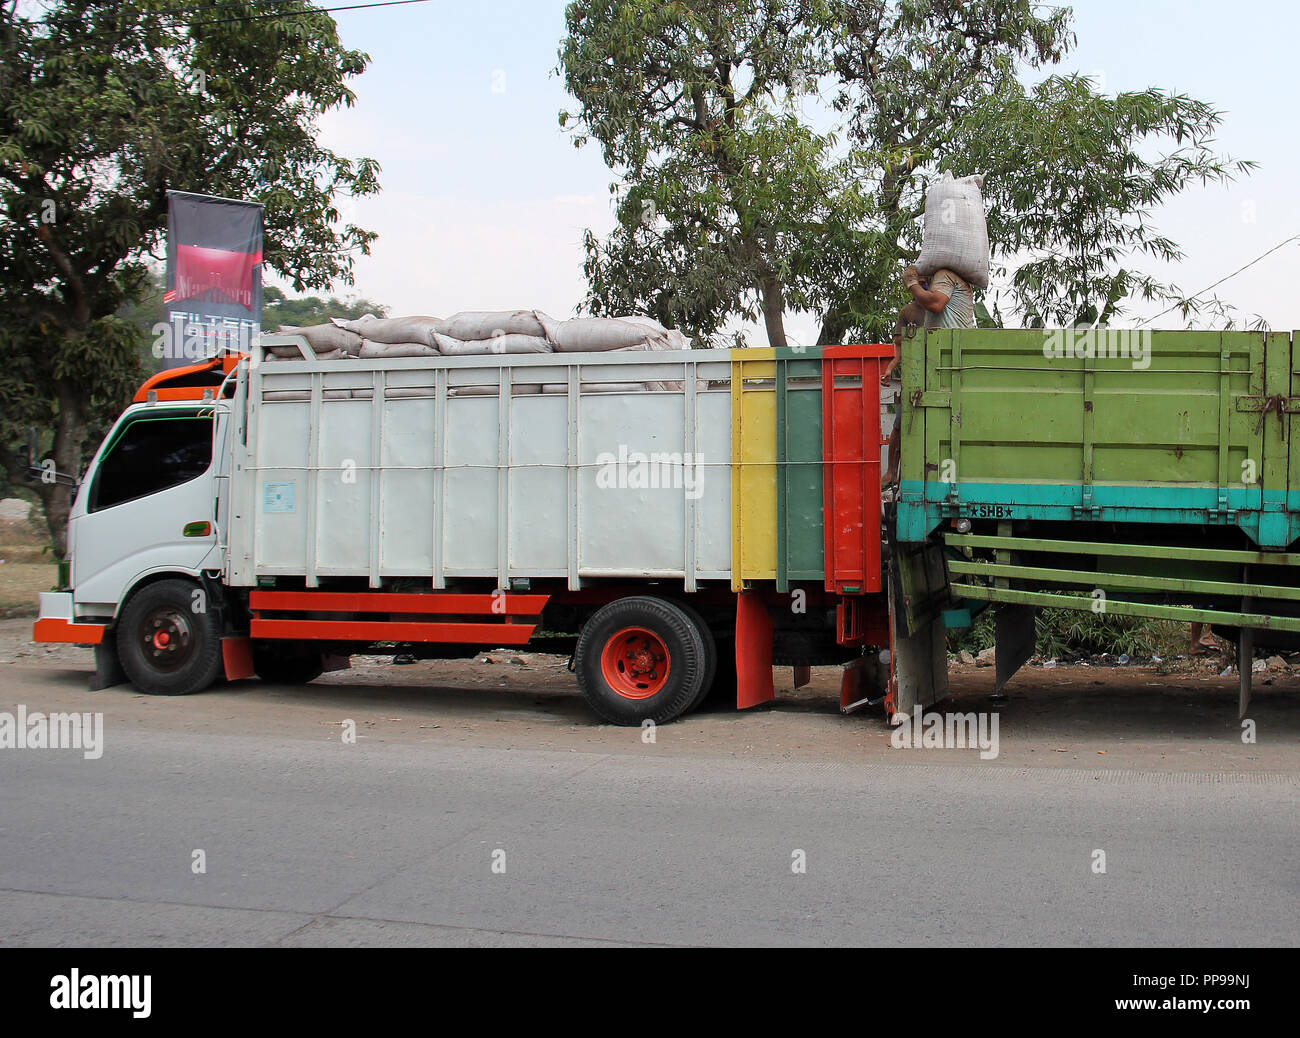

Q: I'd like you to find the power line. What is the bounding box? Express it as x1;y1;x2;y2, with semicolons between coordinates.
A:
1136;233;1300;327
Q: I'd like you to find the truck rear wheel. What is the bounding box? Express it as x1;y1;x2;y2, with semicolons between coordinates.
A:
673;600;719;713
117;579;223;696
575;597;710;726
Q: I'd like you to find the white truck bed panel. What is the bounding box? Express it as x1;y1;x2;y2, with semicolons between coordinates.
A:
227;344;734;590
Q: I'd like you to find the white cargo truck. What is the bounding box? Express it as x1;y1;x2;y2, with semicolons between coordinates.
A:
34;337;902;725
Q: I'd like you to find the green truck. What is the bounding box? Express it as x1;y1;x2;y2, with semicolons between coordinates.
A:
895;328;1300;716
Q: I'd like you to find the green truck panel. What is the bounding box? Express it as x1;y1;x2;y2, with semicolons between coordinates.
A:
898;328;1300;548
775;349;826;591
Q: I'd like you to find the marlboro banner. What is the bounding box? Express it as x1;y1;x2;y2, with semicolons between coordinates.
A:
162;191;264;368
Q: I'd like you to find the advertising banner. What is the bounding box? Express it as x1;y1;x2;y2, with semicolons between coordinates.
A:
161;191;264;368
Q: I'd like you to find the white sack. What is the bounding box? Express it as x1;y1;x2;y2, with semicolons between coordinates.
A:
274;325;363;355
434;333;551;356
541;383;647;395
331;313;379;329
439;310;546;340
329;317;441;347
543;315;657;353
915;172;990;290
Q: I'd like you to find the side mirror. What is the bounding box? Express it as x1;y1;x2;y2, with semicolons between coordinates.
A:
22;430;80;490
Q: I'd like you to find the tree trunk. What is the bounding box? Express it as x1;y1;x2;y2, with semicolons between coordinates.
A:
759;274;788;349
817;307;849;346
36;383;87;555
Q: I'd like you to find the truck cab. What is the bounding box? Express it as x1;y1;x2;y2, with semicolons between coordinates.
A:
34;358;239;656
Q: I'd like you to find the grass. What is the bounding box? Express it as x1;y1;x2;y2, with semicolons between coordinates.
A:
0;562;58;618
0;511;57;618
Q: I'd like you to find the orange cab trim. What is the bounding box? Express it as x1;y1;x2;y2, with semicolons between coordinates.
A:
132;354;245;404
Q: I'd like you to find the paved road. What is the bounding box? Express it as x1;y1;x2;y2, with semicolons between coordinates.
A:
2;719;1295;946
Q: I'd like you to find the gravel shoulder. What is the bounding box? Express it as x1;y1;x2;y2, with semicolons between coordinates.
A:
2;618;1296;773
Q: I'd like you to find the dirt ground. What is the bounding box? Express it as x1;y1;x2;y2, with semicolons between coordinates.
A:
2;618;1296;773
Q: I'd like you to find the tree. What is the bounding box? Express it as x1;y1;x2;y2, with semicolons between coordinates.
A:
560;0;868;348
0;0;380;550
262;285;389;329
561;0;1251;347
827;1;1252;337
949;74;1255;327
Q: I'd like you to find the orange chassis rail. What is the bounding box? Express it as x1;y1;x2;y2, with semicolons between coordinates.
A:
247;591;551;646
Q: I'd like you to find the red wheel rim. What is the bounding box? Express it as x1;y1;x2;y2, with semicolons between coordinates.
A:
600;627;671;700
139;607;194;674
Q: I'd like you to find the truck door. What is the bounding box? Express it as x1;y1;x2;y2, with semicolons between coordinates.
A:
69;407;222;616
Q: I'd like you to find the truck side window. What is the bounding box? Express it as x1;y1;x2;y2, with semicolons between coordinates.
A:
89;413;214;513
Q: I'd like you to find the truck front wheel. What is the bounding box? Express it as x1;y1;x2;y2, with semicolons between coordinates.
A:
575;597;710;726
117;579;223;696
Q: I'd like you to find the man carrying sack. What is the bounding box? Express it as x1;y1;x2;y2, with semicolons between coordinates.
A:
882;172;987;498
902;265;975;330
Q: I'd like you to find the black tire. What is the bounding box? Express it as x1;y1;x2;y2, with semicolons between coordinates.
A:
575;597;709;726
253;645;325;685
117;578;223;696
673;600;718;713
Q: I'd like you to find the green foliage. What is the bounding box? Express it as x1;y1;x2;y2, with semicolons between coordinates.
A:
950;74;1256;327
262;285;389;329
560;0;867;348
950;606;1189;660
0;0;381;548
560;1;1253;347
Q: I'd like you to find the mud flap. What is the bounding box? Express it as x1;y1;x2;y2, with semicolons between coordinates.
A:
889;578;949;721
89;638;126;692
885;522;952;722
996;604;1039;692
735;591;776;710
222;637;255;682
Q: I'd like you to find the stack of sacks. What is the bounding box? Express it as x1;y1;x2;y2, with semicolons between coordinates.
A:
535;314;693;394
433;311;552;357
331;315;442;358
265;309;699;393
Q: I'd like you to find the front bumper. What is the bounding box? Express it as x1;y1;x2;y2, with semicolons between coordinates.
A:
33;592;107;646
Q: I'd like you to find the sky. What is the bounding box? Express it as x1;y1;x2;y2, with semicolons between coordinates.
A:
305;0;1300;345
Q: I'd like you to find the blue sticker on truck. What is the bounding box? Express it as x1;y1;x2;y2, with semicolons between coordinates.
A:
263;482;296;514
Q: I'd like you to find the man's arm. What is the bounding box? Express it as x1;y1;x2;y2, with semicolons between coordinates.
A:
902;266;950;314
